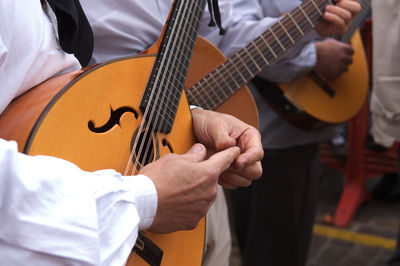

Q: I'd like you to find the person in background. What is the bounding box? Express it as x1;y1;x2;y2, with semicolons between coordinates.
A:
222;0;358;265
370;0;400;265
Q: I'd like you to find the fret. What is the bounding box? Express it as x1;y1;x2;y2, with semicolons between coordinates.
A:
253;38;271;63
247;58;260;75
143;105;173;129
299;5;315;27
184;84;196;101
191;0;202;10
175;25;199;55
231;62;247;83
288;12;304;36
310;0;323;16
284;13;305;41
280;18;301;47
214;68;231;98
211;83;228;105
223;61;242;88
203;73;224;104
200;74;221;109
237;54;255;77
190;83;210;108
184;1;202;25
279;21;295;44
251;41;269;65
199;95;212;110
260;34;278;58
268;27;286;51
311;0;331;23
255;50;269;69
160;75;180;105
162;64;186;88
200;88;215;110
244;48;262;72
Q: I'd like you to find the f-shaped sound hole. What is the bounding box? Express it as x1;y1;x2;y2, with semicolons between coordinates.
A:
88;106;138;133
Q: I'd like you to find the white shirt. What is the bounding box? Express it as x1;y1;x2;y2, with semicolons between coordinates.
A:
81;0;305;65
0;0;80;114
0;1;157;265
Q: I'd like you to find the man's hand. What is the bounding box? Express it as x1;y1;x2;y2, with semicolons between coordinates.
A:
140;143;240;233
315;38;354;79
191;108;264;189
316;0;361;37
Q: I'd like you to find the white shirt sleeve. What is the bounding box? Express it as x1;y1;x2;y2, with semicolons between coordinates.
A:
0;0;81;114
0;138;157;266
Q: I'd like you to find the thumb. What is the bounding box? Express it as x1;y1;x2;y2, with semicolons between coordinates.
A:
205;146;240;174
184;143;207;162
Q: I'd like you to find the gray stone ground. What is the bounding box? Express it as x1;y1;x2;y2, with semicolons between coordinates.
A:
228;163;400;266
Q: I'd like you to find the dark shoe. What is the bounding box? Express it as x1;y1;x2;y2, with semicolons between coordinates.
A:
372;173;400;202
386;183;400;203
366;134;389;152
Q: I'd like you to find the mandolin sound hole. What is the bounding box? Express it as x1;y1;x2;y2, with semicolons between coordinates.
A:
132;129;157;168
88;106;138;133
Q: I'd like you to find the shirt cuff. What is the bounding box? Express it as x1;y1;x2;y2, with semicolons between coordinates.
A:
121;174;158;230
189;105;203;110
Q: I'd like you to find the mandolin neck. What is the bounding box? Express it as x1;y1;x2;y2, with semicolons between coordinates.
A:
339;0;370;43
140;0;206;133
187;0;332;109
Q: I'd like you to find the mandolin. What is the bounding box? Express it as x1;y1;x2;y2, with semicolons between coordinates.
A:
275;0;371;130
184;0;367;131
0;0;207;265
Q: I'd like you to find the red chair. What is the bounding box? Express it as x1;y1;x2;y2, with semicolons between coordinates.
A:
321;19;398;227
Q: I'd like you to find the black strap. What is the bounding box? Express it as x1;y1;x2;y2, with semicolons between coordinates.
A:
252;76;298;114
206;0;225;35
45;0;94;66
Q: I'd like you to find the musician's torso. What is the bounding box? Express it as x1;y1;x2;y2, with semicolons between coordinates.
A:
0;0;80;114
